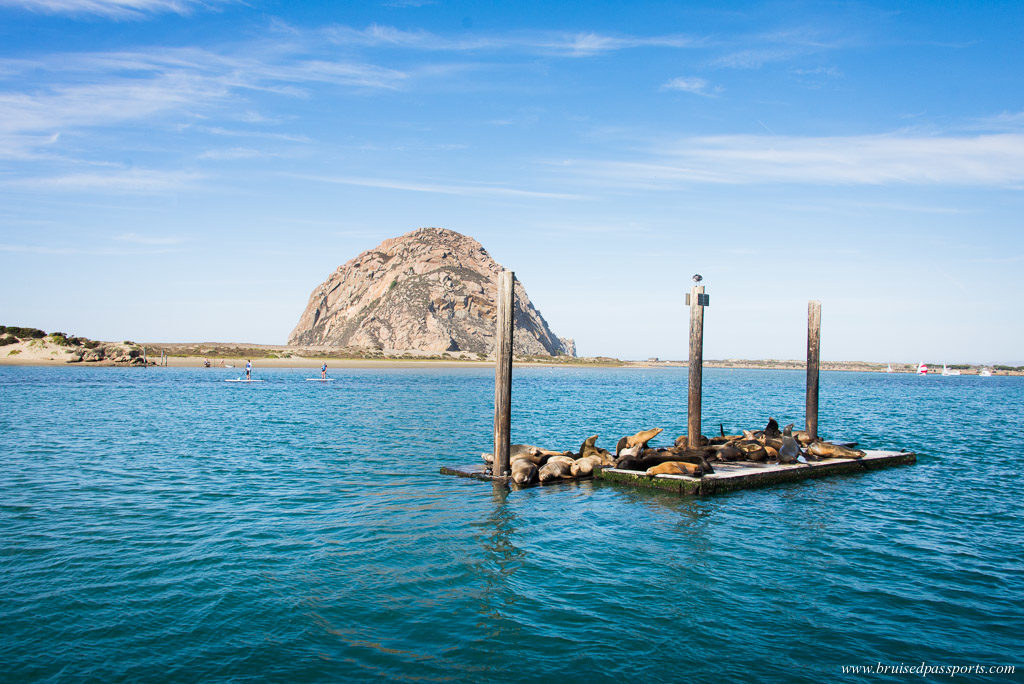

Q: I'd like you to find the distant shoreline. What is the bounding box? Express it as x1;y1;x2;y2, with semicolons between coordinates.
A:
1;335;1019;374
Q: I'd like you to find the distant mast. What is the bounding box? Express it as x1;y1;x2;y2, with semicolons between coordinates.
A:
917;362;928;375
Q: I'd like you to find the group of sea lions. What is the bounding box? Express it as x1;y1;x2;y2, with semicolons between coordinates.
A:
482;435;618;485
482;419;865;485
702;418;866;466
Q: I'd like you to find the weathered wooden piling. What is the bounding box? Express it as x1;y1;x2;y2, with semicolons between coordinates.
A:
806;300;821;440
687;284;707;448
492;270;515;478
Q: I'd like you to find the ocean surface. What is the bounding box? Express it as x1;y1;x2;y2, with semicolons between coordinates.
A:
1;366;1021;682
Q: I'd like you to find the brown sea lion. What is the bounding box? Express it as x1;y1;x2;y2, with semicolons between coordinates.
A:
622;428;664;449
674;434;710;447
736;440;768;462
807;441;866;460
713;443;744;462
579;435;613;461
646;460;714;477
510;459;538;485
546;454;576;467
538;460;573;482
764;445;780;461
570;454;604;477
764;418;781;440
793;430;814;446
481;444;545;465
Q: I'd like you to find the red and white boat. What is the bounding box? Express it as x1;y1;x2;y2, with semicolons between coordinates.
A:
917;362;928;375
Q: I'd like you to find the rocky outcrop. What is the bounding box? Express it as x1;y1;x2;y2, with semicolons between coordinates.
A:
288;227;574;356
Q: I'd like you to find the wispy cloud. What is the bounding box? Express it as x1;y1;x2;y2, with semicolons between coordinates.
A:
661;76;719;96
0;44;409;159
326;24;698;57
0;0;228;19
296;173;585;200
10;168;202;192
557;133;1024;188
711;28;847;69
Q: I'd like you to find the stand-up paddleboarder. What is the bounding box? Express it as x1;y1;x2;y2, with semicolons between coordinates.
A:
245;359;252;381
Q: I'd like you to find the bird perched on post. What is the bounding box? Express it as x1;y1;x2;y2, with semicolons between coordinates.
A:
692;274;703;283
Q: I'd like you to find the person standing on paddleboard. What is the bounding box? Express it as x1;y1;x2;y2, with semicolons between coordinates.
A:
321;362;327;380
245;359;252;381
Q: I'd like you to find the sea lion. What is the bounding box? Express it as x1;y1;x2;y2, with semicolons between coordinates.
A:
674;434;710;447
570;454;604;477
646;460;714;478
546;454;576;467
742;429;766;444
764;445;780;461
481;444;545;465
578;435;613;461
621;428;664;450
736;440;768;462
777;423;802;464
713;443;744;462
764;418;781;440
807;441;866;460
538;460;573;482
619;447;714;473
616;440;643;460
510;459;538;485
793;430;814;446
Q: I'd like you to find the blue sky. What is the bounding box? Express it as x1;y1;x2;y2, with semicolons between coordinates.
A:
1;0;1021;363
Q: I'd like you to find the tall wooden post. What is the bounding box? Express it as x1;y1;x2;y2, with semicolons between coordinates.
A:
493;270;515;477
806;300;821;440
687;284;707;449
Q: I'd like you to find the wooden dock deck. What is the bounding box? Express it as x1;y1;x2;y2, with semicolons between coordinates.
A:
595;450;916;495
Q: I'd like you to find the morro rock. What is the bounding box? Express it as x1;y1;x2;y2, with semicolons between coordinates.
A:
288;227;574;357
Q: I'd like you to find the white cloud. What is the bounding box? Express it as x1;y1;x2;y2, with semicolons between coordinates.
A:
0;0;227;18
558;133;1024;187
661;76;718;96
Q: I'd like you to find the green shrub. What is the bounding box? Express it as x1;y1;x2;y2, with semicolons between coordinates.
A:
49;332;72;346
0;335;17;346
1;326;45;338
83;340;101;349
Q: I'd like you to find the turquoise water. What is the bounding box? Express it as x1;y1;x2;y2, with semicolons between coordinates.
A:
1;366;1021;682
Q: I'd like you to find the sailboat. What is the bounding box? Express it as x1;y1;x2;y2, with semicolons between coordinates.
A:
886;364;894;373
917;362;928;375
942;364;961;376
979;367;993;377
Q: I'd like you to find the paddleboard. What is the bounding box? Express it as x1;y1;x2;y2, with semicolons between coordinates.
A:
305;378;336;382
225;379;265;383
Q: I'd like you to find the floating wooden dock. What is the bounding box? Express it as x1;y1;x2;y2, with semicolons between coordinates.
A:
595;450;916;495
441;450;915;494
